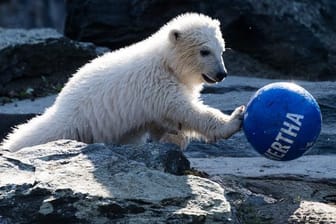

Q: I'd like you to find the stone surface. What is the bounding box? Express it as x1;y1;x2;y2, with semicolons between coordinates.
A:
0;140;232;223
1;140;335;223
288;201;336;224
0;28;108;99
64;0;336;80
189;155;336;223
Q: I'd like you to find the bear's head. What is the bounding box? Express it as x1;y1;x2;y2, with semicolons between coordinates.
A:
166;13;227;88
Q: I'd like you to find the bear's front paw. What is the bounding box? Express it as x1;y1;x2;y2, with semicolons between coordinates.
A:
215;105;245;140
230;105;245;121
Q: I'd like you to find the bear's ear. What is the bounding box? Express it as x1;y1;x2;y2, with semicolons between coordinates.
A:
169;29;181;44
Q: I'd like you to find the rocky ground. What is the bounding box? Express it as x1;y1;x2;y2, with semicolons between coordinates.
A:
0;141;230;223
0;140;335;224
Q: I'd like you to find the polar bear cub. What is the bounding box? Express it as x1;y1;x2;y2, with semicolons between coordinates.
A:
2;13;245;151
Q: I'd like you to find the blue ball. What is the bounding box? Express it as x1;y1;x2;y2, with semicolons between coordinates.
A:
243;82;322;161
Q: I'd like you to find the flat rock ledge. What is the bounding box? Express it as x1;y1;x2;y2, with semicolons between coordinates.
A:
0;140;231;224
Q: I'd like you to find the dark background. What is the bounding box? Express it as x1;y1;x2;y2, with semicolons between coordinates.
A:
1;0;335;81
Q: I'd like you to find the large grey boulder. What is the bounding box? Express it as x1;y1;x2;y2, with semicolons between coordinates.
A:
64;0;336;80
0;28;108;99
0;140;231;223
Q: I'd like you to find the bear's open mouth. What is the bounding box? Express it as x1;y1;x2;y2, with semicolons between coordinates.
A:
202;74;217;84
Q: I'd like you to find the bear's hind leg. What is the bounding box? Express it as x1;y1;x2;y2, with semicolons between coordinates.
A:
118;129;148;145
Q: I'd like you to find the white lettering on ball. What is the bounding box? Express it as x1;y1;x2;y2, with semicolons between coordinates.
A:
265;113;304;160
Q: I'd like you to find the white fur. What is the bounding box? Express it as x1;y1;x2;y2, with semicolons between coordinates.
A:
1;13;245;151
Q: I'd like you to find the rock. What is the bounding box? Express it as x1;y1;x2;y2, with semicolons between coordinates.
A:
219;0;336;80
109;143;190;175
0;140;232;223
189;155;336;224
288;201;336;224
64;0;190;50
215;175;336;224
0;28;109;98
1;140;335;223
64;0;336;81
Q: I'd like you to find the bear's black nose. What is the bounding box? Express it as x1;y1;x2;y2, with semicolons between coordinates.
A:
216;71;227;81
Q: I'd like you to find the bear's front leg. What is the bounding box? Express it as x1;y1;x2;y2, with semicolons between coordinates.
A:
166;101;245;142
194;105;245;142
221;105;245;139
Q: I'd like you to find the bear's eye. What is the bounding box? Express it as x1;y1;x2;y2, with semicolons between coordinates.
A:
200;50;210;56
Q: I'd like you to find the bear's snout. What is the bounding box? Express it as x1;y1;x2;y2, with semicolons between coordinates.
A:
202;70;227;84
216;71;227;81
